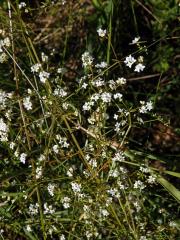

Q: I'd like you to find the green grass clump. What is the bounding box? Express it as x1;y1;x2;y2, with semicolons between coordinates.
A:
0;1;179;239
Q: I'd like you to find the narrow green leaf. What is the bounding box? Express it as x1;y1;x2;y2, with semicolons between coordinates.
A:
164;170;180;178
157;176;180;203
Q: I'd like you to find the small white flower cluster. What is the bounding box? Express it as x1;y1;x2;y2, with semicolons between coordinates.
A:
95;61;108;69
107;188;120;198
92;77;105;88
41;52;48;62
83;92;113;110
131;36;140;45
139;101;153;113
139;236;148;240
0;89;13;109
61;0;66;5
36;166;42;179
133;201;141;212
26;225;32;232
101;92;112;103
53;87;68;97
98;208;109;219
29;203;39;216
71;182;81;195
112;151;125;162
47;183;56;196
116;77;127;85
31;63;41;73
39;71;50;83
108;77;126;90
48;225;57;236
140;166;150;173
0;33;11;63
124;55;136;68
85;154;97;169
147;175;156;184
97;28;107;38
52;144;59;154
31;63;50;83
139;166;156;184
113;93;123;101
82;51;93;68
124;55;145;72
134;180;146;191
0;118;9;142
109;168;120;178
114;120;127;134
56;135;69;148
67;167;74;177
19;153;27;164
18;2;26;9
135;63;145;72
44;203;55;214
57;67;65;74
61;196;71;209
23;96;32;111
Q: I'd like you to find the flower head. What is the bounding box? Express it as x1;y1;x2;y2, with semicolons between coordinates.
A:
124;55;136;68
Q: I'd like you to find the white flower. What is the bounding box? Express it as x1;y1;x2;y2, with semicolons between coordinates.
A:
90;93;100;101
114;114;118;120
107;188;120;198
0;52;8;63
134;63;145;72
114;122;120;133
131;37;140;44
95;61;108;68
97;28;107;38
116;77;126;85
101;92;112;103
57;67;65;74
112;151;125;162
29;203;39;215
113;93;123;101
41;52;48;62
139;101;153;113
36;166;42;179
38;154;45;162
140;166;150;173
31;63;41;73
134;180;146;190
71;182;81;194
10;142;16;150
3;37;11;47
53;88;67;97
147;175;156;184
108;80;116;90
26;225;32;232
44;203;55;214
146;101;153;111
67;167;74;177
39;71;50;83
0;118;9;142
20;153;27;164
82;51;93;68
23;96;32;110
47;184;56;196
52;144;59;154
92;78;105;87
82;82;88;89
82;102;92;111
61;196;71;209
19;2;26;9
60;234;66;240
124;55;136;68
